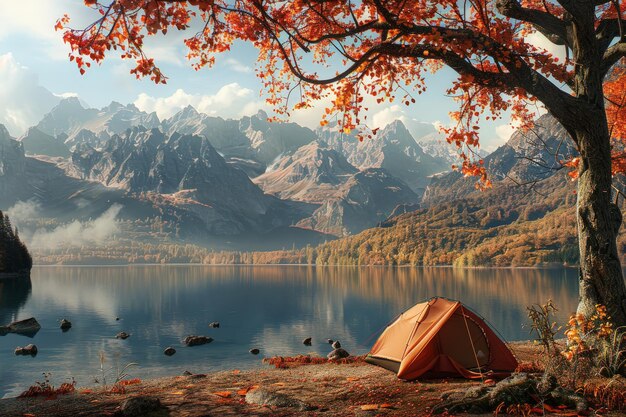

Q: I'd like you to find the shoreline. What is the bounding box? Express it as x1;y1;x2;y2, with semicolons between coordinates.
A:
2;342;624;416
31;263;580;269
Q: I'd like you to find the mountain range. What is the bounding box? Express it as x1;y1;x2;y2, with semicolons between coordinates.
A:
3;95;593;265
1;98;457;256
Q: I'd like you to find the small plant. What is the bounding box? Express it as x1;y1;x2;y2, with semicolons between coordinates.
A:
19;372;76;398
597;326;626;377
94;350;138;389
526;299;560;354
562;304;614;361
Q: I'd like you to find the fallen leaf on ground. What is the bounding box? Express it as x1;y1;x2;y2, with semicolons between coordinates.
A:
119;378;141;386
232;370;241;375
79;389;93;395
380;403;394;409
360;404;379;411
214;391;232;398
346;377;359;382
170;390;186;395
272;382;286;386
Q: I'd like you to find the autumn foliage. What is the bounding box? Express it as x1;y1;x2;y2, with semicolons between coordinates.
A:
58;0;625;186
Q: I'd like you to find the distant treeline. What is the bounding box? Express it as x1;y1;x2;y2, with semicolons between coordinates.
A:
0;211;32;274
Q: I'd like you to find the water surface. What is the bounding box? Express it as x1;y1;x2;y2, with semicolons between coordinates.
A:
0;265;579;397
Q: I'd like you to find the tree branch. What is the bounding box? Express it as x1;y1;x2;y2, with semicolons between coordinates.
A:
496;0;570;46
602;42;626;77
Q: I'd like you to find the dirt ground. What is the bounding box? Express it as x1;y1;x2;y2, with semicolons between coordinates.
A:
0;342;624;417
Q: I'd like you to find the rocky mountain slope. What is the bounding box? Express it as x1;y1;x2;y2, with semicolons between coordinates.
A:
318;120;449;194
254;141;419;235
18;127;70;158
66;127;308;235
422;114;577;206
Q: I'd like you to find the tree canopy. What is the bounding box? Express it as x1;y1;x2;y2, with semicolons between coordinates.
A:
59;0;624;185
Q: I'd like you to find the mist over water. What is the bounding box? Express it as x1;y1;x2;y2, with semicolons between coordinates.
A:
0;265;579;398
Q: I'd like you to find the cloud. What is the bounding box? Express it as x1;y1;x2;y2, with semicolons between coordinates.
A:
526;32;567;63
495;124;517;142
0;53;60;136
29;204;123;250
6;200;41;227
134;84;267;120
0;0;89;60
371;105;437;139
224;58;253;73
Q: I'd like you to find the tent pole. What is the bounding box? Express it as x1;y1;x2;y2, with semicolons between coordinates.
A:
461;306;484;382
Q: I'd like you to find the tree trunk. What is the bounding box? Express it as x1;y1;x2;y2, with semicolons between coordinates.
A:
576;121;626;326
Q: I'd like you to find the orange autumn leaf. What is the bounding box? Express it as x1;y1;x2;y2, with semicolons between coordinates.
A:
360;404;380;411
213;391;232;398
118;378;141;386
380;403;395;409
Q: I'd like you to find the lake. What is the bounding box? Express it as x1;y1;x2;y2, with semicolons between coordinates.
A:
0;265;580;398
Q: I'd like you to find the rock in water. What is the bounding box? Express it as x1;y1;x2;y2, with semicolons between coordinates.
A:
183;335;213;346
331;340;341;349
249;348;260;355
302;337;312;346
15;344;38;356
208;321;220;328
327;348;350;360
60;319;72;330
327;339;334;344
164;347;176;356
119;396;163;416
2;317;41;336
116;332;130;340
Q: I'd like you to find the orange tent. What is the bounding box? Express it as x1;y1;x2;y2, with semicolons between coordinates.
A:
365;297;518;380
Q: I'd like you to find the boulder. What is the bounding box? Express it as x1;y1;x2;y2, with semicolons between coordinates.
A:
327;348;350;360
327;339;334;344
245;388;316;411
164;347;176;356
2;317;41;336
15;344;38;356
249;348;260;355
60;319;72;330
302;337;312;346
116;332;130;340
331;340;341;349
208;321;220;328
119;396;163;416
183;335;213;346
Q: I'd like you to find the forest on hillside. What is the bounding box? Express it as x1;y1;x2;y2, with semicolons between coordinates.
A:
34;172;626;268
0;211;32;274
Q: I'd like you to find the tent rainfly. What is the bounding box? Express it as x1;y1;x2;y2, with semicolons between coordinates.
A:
365;297;518;380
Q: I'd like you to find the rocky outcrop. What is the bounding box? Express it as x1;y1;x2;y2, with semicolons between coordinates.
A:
297;168;420;236
0;317;40;336
183;335;213;346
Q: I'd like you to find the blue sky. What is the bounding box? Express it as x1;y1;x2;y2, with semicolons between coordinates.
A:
0;1;563;151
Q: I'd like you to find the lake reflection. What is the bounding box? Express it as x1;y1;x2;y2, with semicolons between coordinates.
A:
0;265;579;397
